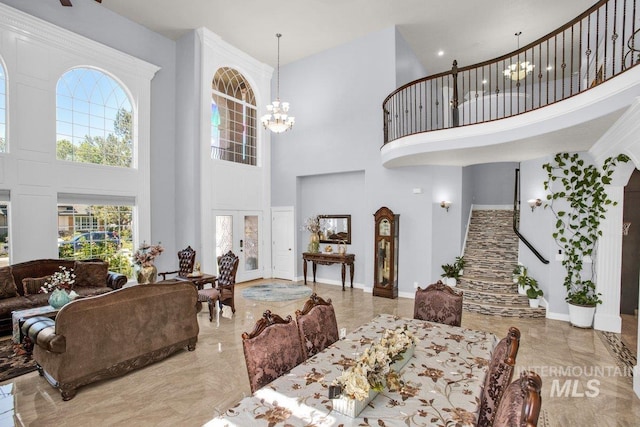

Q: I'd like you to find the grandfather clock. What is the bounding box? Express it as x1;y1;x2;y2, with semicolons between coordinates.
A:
373;206;399;299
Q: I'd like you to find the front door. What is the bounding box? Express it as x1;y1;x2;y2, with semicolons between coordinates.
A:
214;211;263;283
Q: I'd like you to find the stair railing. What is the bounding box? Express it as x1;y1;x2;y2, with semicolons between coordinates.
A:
513;168;549;264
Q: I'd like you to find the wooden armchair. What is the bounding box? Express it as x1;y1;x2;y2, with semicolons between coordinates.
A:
295;293;340;359
216;250;239;313
477;327;521;427
413;280;464;326
494;371;542;427
158;246;196;280
241;310;306;393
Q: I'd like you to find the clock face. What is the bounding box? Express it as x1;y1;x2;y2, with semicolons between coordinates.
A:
379;219;391;236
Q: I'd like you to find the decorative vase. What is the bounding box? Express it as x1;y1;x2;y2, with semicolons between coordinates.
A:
528;298;540;308
308;233;320;253
137;264;158;284
568;303;596;328
48;288;71;309
445;277;457;287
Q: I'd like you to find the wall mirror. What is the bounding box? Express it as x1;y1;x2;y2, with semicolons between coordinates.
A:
318;214;351;244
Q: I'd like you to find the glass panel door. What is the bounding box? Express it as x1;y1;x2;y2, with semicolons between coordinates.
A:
214;211;262;282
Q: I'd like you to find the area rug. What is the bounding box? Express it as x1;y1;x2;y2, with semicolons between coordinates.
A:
242;283;312;302
0;338;37;382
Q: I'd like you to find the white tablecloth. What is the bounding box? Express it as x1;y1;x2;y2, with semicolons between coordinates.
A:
209;313;497;426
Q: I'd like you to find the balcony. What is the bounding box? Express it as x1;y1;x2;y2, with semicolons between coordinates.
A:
382;0;640;167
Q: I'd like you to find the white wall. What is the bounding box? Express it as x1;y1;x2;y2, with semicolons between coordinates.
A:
0;0;178;273
0;3;158;264
194;29;273;275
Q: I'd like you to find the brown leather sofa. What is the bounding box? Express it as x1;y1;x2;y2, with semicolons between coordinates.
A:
0;259;127;334
31;281;199;400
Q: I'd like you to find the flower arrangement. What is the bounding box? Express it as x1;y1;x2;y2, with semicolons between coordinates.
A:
302;215;320;234
133;242;164;267
333;327;417;401
40;266;76;294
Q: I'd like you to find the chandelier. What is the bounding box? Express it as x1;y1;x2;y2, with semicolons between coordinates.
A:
503;31;535;81
503;61;534;80
262;33;295;133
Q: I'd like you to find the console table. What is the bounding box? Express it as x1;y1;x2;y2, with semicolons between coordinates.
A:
302;252;355;291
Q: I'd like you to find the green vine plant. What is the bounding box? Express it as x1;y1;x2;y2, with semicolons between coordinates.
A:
543;152;629;306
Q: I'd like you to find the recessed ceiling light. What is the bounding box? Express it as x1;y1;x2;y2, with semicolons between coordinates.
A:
437;50;444;56
482;79;487;84
546;66;553;71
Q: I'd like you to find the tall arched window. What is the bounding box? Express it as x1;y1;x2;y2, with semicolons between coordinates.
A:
0;61;6;153
211;67;257;165
56;68;133;167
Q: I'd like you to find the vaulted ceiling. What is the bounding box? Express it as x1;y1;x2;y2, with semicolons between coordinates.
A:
99;0;595;72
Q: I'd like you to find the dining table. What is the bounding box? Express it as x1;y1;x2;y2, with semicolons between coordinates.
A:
209;313;498;426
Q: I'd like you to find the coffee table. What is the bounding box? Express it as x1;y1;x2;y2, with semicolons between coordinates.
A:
12;305;59;344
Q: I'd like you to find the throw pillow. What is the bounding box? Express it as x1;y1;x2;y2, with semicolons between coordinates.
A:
74;261;108;287
0;267;18;298
22;276;51;296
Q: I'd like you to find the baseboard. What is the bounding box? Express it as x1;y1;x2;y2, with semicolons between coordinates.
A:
546;311;570;322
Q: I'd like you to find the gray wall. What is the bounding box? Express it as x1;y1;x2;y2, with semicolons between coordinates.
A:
394;27;427;87
1;0;178;273
271;27;465;295
466;162;519;205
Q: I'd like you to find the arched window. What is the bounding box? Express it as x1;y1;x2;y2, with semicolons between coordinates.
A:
0;61;6;153
211;67;257;165
56;68;133;167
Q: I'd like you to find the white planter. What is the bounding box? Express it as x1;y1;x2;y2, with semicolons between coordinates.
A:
332;345;414;417
332;388;378;417
390;344;415;372
445;277;457;287
568;303;596;328
518;285;526;295
528;298;540;308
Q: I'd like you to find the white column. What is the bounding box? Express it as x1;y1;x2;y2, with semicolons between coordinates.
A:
593;185;624;332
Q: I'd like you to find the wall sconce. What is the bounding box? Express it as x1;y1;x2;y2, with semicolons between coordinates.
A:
528;198;542;212
440;201;451;212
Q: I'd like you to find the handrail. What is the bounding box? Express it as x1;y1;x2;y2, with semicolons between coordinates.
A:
513;168;549;264
383;0;640;145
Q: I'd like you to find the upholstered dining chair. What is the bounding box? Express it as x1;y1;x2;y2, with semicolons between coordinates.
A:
241;310;306;393
413;280;464;327
295;293;340;359
493;371;542;427
158;246;196;280
215;250;239;313
477;326;521;427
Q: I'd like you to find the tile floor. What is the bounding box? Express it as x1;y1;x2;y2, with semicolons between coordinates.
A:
1;280;639;426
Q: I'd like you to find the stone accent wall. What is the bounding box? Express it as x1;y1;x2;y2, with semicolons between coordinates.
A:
459;209;545;318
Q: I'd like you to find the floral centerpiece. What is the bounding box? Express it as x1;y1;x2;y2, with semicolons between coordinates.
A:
332;327;417;416
133;242;164;267
40;266;76;293
133;242;164;284
39;266;78;308
303;215;321;253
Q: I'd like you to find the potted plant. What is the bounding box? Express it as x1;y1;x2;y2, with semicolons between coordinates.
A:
441;256;464;287
513;264;529;295
543;152;629;328
525;277;543;308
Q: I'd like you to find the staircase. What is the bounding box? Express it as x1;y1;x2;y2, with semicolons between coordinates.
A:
458;209;545;318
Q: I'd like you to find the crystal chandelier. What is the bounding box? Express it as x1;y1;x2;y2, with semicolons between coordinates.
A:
262;33;295;133
503;32;535;81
